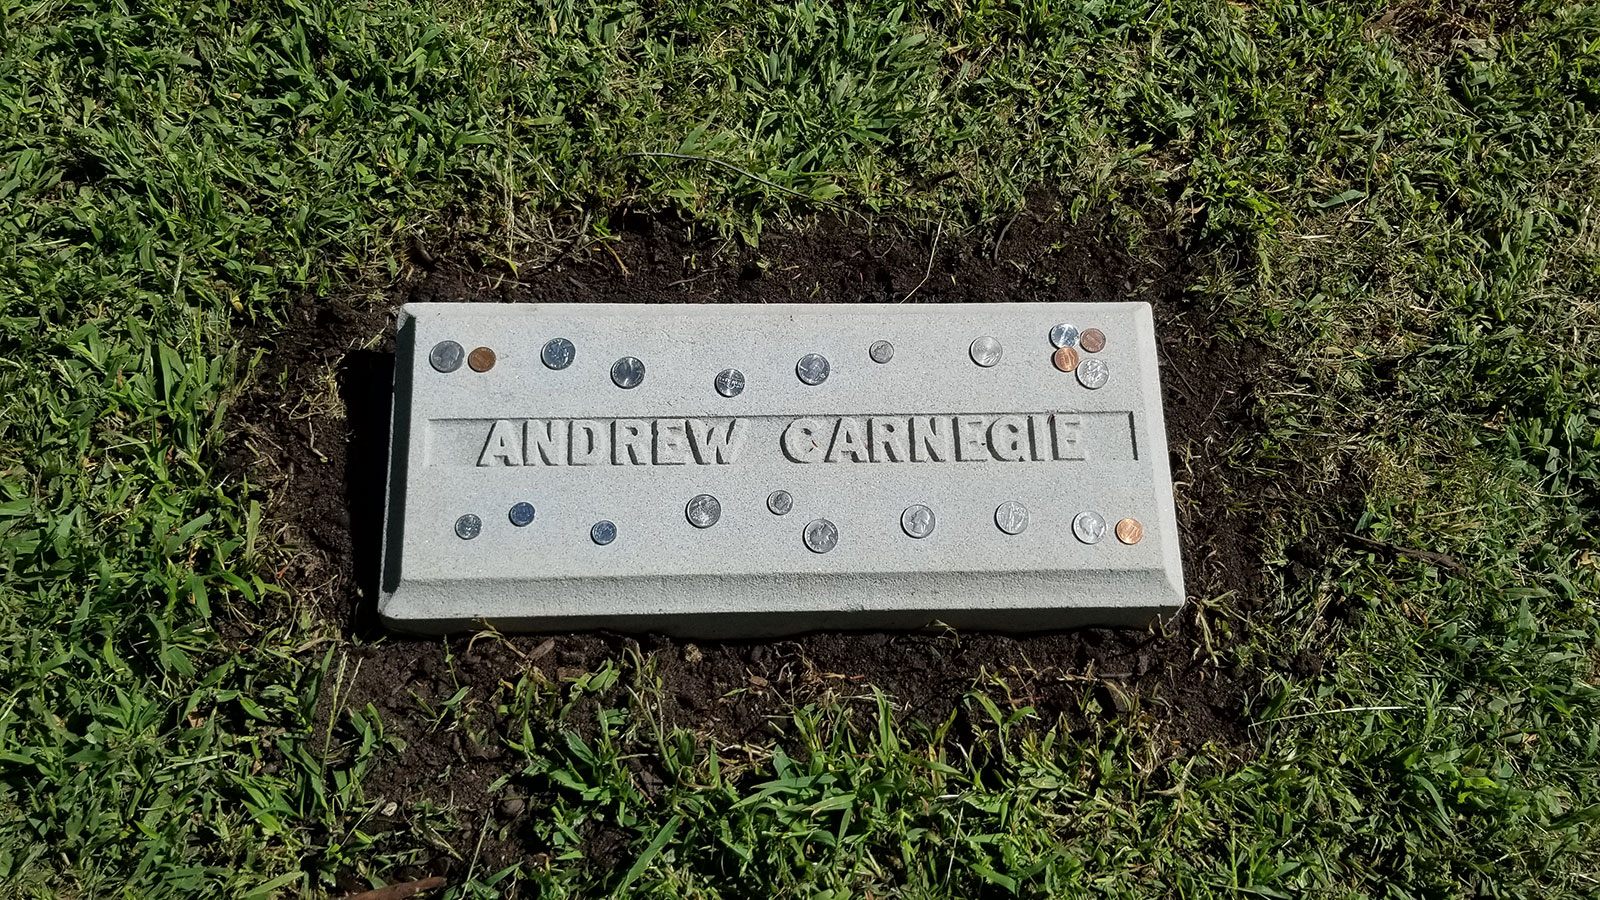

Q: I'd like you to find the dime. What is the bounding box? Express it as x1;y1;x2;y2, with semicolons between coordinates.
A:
994;500;1029;535
508;502;536;527
714;368;745;398
454;514;482;540
767;490;794;516
590;520;617;545
869;340;894;364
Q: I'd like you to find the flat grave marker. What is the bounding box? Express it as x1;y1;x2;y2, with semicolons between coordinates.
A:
380;302;1185;636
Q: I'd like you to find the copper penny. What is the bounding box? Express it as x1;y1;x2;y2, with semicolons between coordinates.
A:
1115;517;1144;545
468;346;496;372
1080;329;1106;353
1051;346;1080;372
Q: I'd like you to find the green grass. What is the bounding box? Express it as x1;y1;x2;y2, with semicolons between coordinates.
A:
3;0;1599;896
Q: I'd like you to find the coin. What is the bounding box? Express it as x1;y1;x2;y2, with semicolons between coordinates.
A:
869;340;894;364
970;336;1003;367
1079;328;1106;353
994;500;1029;535
1052;346;1080;372
508;502;536;527
541;337;575;369
590;520;617;545
1076;357;1109;390
796;353;830;385
1049;323;1080;349
803;518;838;553
454;514;482;540
714;368;745;398
429;340;464;373
686;494;722;528
468;346;497;372
767;490;794;516
1072;511;1108;544
901;504;935;539
1115;517;1144;545
611;356;645;389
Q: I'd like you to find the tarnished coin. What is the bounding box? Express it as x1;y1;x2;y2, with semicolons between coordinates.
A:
468;346;497;372
803;518;838;553
767;490;794;516
1076;357;1109;390
686;494;722;528
1115;517;1144;545
970;336;1004;367
869;340;894;364
1052;346;1080;373
590;520;617;545
454;514;482;540
796;353;830;385
901;504;935;539
1072;511;1108;544
1079;328;1106;353
1050;323;1080;349
611;356;645;389
429;340;465;373
714;368;745;398
541;337;576;370
508;502;536;527
994;500;1029;535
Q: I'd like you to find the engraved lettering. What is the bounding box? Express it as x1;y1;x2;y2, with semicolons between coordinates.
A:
827;417;869;462
654;420;688;465
1028;414;1052;461
956;415;989;462
911;416;953;462
478;419;523;467
613;419;650;465
528;419;567;465
569;420;605;465
688;418;748;464
782;418;827;463
869;417;908;462
1051;414;1084;460
988;415;1029;461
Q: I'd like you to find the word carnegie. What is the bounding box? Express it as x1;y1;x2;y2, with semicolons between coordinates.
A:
476;414;1089;466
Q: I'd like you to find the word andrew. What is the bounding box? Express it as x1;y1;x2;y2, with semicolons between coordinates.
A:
476;415;1091;466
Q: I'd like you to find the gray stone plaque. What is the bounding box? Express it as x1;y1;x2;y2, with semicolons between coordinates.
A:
380;302;1185;636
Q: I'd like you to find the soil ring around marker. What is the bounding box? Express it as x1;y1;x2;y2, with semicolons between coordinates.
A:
228;198;1358;877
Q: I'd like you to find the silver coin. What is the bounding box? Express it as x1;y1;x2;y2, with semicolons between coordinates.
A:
591;520;617;545
508;502;536;527
714;368;745;398
542;338;575;370
454;513;481;540
429;340;465;373
1072;510;1108;544
970;336;1003;367
611;356;645;389
1050;323;1080;349
767;490;794;516
686;494;722;528
901;504;935;539
869;340;894;364
803;518;838;553
1076;358;1109;390
994;501;1029;535
796;353;830;385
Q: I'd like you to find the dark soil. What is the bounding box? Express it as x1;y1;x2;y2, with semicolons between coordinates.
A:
225;195;1305;881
